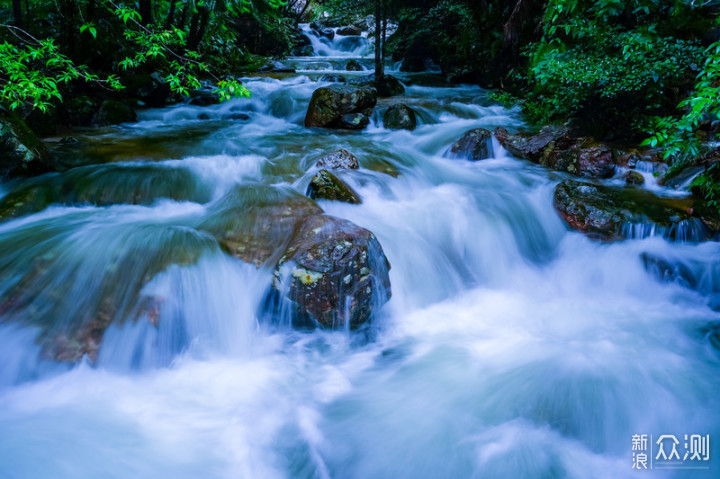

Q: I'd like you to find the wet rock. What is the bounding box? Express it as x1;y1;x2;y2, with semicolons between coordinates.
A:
338;112;370;130
198;113;211;120
449;128;493;161
494;126;615;178
224;113;250;121
494;125;571;163
346;59;363;71
267;214;391;329
189;89;221;106
313;27;335;40
337;25;363;36
316;149;360;169
625;170;645;185
640;253;698;289
305;85;377;129
94;100;137;126
543;139;615;178
383;104;417;130
293;45;314;56
0;107;53;177
553;179;707;241
199;184;323;267
307;169;362;204
319;74;347;83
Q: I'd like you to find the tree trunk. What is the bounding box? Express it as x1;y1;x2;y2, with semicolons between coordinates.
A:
164;0;176;29
374;0;384;89
139;0;152;26
297;0;311;25
12;0;23;29
187;6;209;51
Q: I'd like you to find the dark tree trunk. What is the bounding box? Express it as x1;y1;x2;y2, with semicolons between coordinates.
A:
139;0;152;26
164;0;176;29
12;0;23;29
187;6;209;51
374;0;384;89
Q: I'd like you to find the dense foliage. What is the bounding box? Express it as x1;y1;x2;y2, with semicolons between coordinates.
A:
0;0;305;112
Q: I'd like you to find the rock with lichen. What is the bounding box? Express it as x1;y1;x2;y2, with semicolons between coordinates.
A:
316;149;360;169
305;85;376;129
266;214;391;329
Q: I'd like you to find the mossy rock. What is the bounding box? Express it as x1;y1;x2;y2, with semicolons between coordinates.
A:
304;85;377;129
94;100;137;126
306;169;362;204
383;104;417;131
0;107;53;177
553;179;708;241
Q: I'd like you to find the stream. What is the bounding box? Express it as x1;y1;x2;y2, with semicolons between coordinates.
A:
0;25;719;479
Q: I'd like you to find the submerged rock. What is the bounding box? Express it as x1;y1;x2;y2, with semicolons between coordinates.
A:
553;180;708;241
383;104;417;130
305;85;377;129
267;214;391;330
0;107;53;177
449;128;493;161
0;164;210;220
199;184;322;267
316;149;360;169
0;225;218;362
307;169;362;204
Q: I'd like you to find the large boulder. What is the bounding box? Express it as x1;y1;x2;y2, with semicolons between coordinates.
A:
307;169;362;204
267;214;391;329
553;179;709;241
494;126;615;178
494;125;571;162
542;139;615;178
199;184;323;267
316;149;360;169
383;104;417;130
0;107;53;177
448;128;493;161
305;85;377;129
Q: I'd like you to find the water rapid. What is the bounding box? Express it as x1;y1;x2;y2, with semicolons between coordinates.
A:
0;29;719;479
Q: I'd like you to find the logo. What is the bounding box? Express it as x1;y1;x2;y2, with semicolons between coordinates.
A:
632;434;710;470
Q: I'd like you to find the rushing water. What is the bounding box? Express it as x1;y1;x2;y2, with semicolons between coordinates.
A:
1;29;719;479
